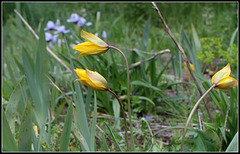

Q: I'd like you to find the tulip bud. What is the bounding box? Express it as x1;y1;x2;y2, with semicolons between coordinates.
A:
74;68;108;91
73;30;109;58
211;63;238;91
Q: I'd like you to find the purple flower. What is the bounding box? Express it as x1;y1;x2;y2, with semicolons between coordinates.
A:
96;11;101;20
102;30;107;41
85;22;92;26
54;25;70;34
44;21;57;31
77;17;87;27
145;115;154;120
77;17;92;27
67;13;80;23
45;32;58;43
133;88;138;96
67;13;92;27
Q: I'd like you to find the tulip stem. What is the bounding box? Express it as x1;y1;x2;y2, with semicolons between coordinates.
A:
109;46;134;151
180;84;216;151
108;89;129;151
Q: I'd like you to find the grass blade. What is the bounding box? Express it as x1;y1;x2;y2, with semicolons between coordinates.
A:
90;91;98;151
18;100;32;151
105;122;123;152
59;102;73;151
102;134;109;152
230;27;238;46
85;88;93;118
72;123;90;151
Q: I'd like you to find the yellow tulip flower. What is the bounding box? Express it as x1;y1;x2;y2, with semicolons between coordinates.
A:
73;30;109;58
74;68;108;91
211;63;238;91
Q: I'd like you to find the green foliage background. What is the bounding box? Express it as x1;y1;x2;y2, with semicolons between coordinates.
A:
2;2;238;152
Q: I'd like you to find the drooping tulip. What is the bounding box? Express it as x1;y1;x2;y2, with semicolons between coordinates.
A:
73;30;109;58
211;63;238;91
74;68;108;91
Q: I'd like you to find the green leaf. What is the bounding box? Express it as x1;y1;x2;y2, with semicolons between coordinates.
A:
2;78;13;100
66;36;90;150
5;76;25;133
131;80;161;92
191;24;201;52
230;27;238;46
181;26;201;73
102;134;109;151
34;22;49;122
138;96;155;106
72;124;90;151
2;109;18;151
112;99;120;130
85;87;93;118
193;130;217;151
205;128;220;150
90;92;97;151
226;131;238;152
22;48;41;114
18;100;32;151
34;20;47;85
60;102;73;151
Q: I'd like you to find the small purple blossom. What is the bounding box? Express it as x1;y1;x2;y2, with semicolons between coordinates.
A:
85;22;92;26
54;25;70;34
96;11;101;20
44;21;56;31
145;115;154;120
67;13;92;27
45;32;58;43
67;13;80;23
77;17;87;27
133;88;138;96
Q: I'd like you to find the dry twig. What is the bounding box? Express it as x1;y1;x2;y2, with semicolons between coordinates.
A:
129;49;170;68
151;2;213;122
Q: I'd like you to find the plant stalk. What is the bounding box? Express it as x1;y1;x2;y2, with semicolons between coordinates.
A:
180;84;216;151
151;2;213;122
108;89;129;151
109;46;134;151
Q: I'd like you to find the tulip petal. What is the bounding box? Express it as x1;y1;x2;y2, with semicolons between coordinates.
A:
73;42;108;55
74;68;100;90
212;63;231;84
214;76;238;91
81;30;108;47
86;68;108;90
74;68;108;91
